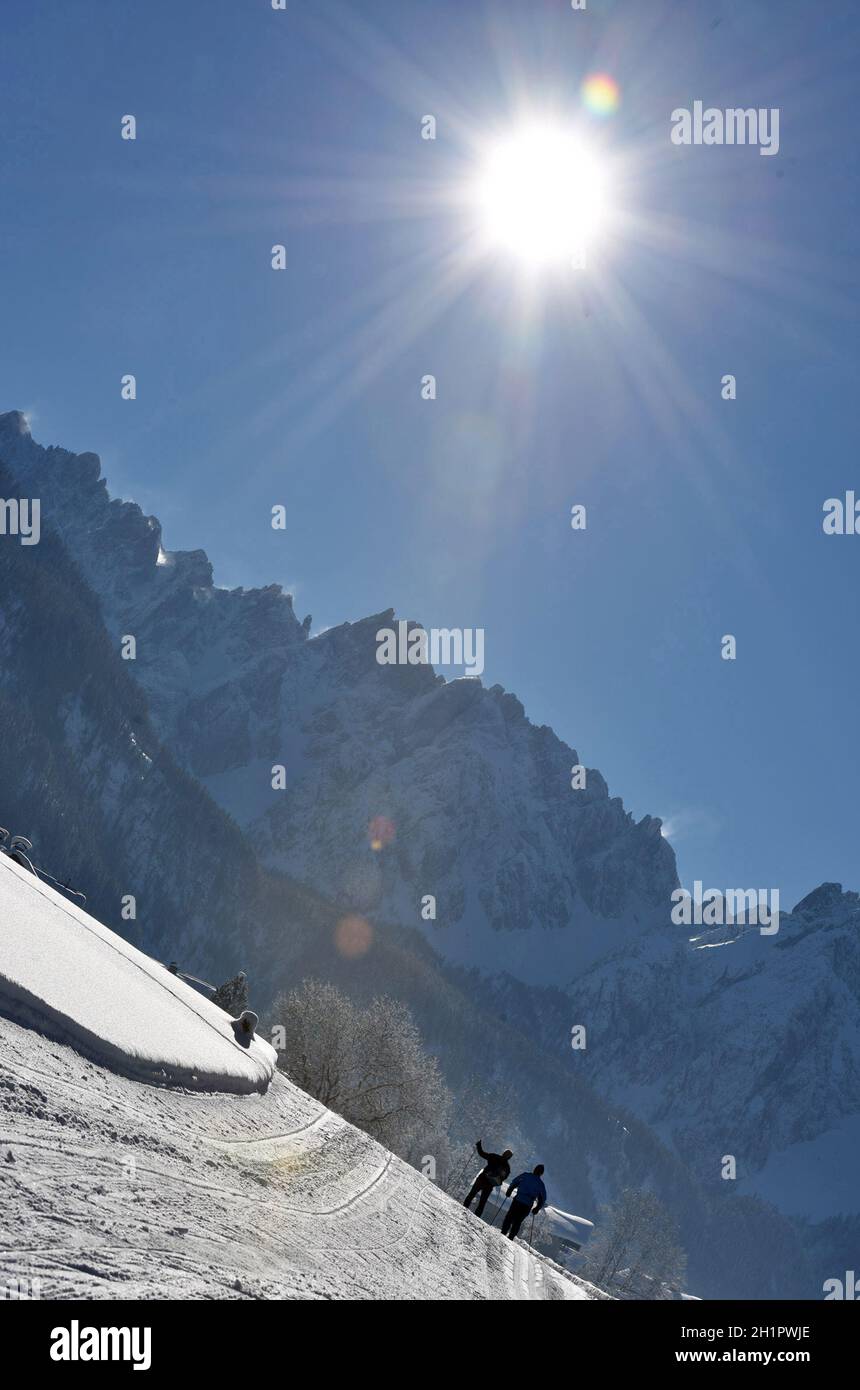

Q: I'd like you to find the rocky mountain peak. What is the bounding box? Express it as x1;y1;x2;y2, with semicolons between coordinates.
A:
1;414;679;981
792;882;857;916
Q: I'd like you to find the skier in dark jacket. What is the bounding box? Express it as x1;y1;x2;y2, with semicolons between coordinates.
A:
463;1140;513;1217
502;1164;547;1240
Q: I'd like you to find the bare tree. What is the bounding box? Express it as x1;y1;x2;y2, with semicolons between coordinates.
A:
271;979;451;1160
582;1188;687;1299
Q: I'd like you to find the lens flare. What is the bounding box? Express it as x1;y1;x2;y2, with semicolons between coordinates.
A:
581;73;620;117
368;815;396;852
335;914;374;959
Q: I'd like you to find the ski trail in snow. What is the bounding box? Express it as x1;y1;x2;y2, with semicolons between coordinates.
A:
2;1130;395;1221
514;1244;531;1299
211;1120;436;1255
4;1123;560;1293
0;1010;595;1300
304;1154;394;1217
208;1109;329;1152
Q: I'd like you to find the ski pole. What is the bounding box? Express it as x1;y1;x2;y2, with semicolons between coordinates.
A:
487;1191;509;1229
527;1210;536;1251
450;1149;477;1197
450;1113;489;1195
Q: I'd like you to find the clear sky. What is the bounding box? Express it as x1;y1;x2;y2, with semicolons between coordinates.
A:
2;0;858;909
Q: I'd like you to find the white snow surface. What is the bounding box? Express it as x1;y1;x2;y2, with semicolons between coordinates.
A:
544;1205;594;1243
0;857;276;1092
0;1014;600;1300
0;858;600;1300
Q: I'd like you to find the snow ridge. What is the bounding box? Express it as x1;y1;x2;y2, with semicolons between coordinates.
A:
0;855;276;1093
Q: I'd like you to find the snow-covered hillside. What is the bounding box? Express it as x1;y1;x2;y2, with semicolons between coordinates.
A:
0;856;275;1092
0;856;599;1300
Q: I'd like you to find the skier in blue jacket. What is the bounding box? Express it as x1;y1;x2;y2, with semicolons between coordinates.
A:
502;1164;547;1240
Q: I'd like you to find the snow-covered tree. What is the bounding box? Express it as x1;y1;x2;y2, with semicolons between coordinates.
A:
582;1188;687;1299
212;971;249;1016
271;979;451;1160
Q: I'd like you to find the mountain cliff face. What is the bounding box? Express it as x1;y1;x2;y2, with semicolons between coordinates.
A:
0;451;265;980
0;411;678;988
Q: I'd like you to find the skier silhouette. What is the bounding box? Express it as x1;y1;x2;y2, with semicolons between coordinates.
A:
502;1164;547;1240
463;1140;512;1217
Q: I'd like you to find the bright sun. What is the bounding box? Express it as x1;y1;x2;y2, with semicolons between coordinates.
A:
476;123;609;269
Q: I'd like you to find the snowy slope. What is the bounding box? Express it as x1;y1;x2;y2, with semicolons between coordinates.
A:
0;858;599;1300
0;1014;601;1300
0;856;276;1092
545;1205;594;1247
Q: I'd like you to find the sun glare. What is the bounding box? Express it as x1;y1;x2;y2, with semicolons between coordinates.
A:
475;123;609;269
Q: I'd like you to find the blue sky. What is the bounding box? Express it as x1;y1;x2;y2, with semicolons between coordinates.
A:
2;0;858;908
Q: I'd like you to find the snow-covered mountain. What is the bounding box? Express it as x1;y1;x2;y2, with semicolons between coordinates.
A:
566;882;860;1223
0;411;677;986
0;425;718;1288
1;410;856;1297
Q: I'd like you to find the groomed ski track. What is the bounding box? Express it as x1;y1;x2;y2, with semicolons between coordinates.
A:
0;859;599;1300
